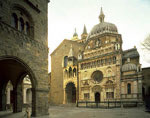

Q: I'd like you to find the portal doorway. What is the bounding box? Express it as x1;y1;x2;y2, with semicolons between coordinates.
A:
95;92;100;103
65;82;76;103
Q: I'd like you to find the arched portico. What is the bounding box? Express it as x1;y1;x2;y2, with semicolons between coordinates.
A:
0;56;36;116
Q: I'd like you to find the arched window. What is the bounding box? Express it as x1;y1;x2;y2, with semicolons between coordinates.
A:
127;83;131;94
69;67;72;78
11;7;34;37
73;68;77;77
25;22;30;35
11;13;18;29
19;17;24;32
113;56;116;64
64;56;68;67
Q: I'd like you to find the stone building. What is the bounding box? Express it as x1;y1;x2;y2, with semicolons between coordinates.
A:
50;8;143;104
142;67;150;103
0;0;49;116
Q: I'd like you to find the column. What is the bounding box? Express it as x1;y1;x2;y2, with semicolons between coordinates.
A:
23;88;27;104
7;88;10;104
63;89;66;104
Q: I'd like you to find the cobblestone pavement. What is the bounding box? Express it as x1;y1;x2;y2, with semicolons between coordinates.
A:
0;107;150;118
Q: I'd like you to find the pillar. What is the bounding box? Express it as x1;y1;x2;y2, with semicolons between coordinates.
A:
63;88;66;104
32;88;49;117
0;90;6;111
14;85;23;113
138;79;142;99
7;88;10;104
23;88;27;104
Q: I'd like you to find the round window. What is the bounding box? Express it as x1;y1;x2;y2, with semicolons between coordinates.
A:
91;71;103;82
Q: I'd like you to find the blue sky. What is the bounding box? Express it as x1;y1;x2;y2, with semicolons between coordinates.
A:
48;0;150;71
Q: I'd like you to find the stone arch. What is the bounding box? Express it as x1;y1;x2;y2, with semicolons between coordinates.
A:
106;67;112;77
0;56;37;116
106;80;113;84
65;82;76;103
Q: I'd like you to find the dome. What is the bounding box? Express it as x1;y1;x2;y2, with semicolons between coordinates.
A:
86;7;118;40
87;22;118;39
122;63;137;72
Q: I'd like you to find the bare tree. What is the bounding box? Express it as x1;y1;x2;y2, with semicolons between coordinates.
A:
142;34;150;51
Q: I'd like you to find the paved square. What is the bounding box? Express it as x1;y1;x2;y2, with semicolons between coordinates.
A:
0;107;150;118
49;106;150;118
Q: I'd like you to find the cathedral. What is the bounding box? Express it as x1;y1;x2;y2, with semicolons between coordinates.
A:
50;8;143;105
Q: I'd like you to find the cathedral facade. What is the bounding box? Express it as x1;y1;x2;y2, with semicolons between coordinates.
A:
50;8;142;104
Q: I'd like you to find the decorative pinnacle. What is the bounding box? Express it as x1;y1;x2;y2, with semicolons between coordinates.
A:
73;28;78;37
99;7;105;23
82;24;87;34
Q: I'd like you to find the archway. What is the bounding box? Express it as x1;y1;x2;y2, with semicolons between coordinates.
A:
0;56;36;116
95;92;100;103
65;82;76;103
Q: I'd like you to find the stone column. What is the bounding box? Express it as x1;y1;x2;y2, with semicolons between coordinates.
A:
23;88;27;104
14;85;23;113
63;89;66;104
138;79;142;99
33;88;49;117
7;88;10;104
0;90;6;111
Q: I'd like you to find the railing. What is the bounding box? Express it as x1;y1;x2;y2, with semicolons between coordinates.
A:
121;93;142;99
77;100;143;108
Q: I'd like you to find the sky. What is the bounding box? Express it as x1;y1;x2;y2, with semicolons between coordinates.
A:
48;0;150;72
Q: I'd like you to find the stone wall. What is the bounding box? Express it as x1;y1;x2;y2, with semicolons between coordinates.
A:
0;0;49;116
50;40;84;104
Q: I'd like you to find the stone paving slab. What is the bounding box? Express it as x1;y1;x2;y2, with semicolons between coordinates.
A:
0;107;150;118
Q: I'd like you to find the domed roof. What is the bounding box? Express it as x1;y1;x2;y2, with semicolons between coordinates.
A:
122;63;137;72
87;22;118;39
86;7;118;40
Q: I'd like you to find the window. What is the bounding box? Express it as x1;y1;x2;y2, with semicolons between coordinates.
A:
11;8;33;37
25;22;30;35
127;83;131;94
11;13;18;29
105;58;107;65
106;92;114;99
113;56;116;64
115;43;120;50
108;58;111;65
73;68;77;77
19;17;24;32
64;56;68;67
91;71;103;82
69;67;72;78
84;93;90;100
81;64;83;70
